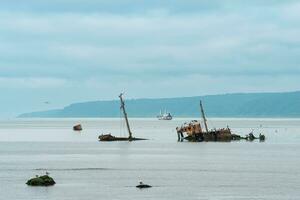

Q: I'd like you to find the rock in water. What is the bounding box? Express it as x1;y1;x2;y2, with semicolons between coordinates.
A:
26;175;56;186
73;124;82;131
136;182;152;189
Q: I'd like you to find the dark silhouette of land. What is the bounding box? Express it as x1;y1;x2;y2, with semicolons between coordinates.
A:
18;91;300;118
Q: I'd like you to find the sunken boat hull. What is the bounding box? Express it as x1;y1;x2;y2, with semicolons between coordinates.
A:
98;93;147;142
98;134;147;142
183;130;242;142
177;122;241;142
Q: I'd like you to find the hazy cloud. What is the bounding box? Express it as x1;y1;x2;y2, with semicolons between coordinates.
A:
0;77;68;89
0;0;299;116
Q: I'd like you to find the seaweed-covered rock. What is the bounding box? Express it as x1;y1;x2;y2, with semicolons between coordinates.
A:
26;175;56;186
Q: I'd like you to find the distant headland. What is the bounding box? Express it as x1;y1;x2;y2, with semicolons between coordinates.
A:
18;91;300;118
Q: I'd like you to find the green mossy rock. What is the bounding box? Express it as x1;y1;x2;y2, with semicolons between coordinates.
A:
26;175;56;186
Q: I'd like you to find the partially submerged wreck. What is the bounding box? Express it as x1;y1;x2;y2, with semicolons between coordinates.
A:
176;101;265;142
98;93;147;142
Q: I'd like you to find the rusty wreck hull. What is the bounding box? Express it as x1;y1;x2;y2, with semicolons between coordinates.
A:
98;134;147;142
183;131;241;142
176;121;241;142
175;101;265;142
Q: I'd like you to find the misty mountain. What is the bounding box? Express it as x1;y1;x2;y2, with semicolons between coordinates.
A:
18;91;300;118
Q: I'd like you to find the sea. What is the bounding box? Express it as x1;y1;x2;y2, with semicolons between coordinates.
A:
0;118;300;200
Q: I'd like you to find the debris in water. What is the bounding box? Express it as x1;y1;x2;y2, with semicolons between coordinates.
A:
73;124;82;131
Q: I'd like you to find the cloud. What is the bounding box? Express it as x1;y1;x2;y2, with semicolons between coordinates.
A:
1;7;300;80
0;0;299;116
0;77;68;89
281;2;300;20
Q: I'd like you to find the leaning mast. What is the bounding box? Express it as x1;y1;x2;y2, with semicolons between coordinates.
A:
119;93;132;140
200;100;209;132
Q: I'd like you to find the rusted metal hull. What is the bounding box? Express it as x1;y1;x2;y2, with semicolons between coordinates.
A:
176;120;241;142
177;128;265;142
175;100;265;142
183;131;242;142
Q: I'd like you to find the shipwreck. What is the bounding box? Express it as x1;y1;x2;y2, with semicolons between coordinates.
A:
176;101;265;142
98;93;147;142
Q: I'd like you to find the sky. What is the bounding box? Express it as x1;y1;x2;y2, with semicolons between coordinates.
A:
0;0;300;117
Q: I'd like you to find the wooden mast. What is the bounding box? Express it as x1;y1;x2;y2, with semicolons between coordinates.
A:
200;100;209;132
119;93;132;140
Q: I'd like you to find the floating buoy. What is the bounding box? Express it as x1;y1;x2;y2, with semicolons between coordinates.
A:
73;124;82;131
136;181;152;189
259;133;265;141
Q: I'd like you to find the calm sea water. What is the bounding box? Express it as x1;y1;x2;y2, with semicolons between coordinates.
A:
0;118;300;200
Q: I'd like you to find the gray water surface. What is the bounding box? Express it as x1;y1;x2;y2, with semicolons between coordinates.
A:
0;118;300;200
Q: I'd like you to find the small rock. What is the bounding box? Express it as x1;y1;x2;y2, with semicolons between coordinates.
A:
73;124;82;131
26;175;56;186
136;181;152;188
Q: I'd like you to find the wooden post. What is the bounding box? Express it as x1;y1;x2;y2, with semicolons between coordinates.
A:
200;100;209;133
119;93;132;140
177;131;181;141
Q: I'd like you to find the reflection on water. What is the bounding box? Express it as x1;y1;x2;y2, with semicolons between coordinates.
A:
0;118;300;200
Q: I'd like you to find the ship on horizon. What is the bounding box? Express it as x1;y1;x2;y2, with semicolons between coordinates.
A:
157;110;173;120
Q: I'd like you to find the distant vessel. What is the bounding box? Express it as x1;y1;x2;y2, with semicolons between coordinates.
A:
157;110;172;120
98;93;147;142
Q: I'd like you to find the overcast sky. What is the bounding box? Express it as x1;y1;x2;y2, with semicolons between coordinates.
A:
1;0;300;117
